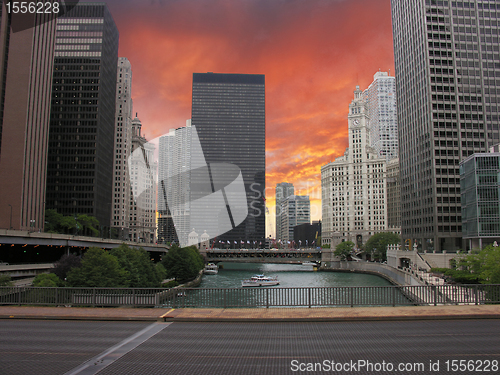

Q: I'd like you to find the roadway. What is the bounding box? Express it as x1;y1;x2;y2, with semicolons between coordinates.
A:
1;318;499;375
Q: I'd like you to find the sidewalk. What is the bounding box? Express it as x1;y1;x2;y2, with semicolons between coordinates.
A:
0;305;499;322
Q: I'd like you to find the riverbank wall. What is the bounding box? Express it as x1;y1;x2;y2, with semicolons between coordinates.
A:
321;261;423;286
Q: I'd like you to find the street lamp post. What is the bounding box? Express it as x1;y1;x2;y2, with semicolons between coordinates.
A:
7;204;12;230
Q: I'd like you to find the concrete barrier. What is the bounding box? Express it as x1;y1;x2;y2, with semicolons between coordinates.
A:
322;261;423;286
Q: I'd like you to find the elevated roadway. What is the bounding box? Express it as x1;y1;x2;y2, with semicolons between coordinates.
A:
0;229;169;253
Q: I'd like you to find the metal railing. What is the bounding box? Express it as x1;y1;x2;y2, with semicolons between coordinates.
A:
0;284;499;308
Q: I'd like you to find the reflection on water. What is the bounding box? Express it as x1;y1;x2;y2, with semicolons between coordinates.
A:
199;262;394;289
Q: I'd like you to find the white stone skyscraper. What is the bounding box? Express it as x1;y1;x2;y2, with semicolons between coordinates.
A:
129;115;156;243
363;71;398;161
391;0;500;251
321;87;387;249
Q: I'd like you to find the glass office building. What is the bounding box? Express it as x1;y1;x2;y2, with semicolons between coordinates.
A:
460;153;500;250
45;3;119;228
391;0;500;251
191;73;266;244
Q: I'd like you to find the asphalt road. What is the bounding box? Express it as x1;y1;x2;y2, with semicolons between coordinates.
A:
1;319;499;375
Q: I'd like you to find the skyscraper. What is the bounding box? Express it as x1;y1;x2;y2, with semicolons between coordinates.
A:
0;6;57;231
321;87;387;248
191;73;266;244
391;0;500;251
363;71;398;161
111;57;133;240
280;195;310;244
128;115;156;243
158;120;195;245
45;3;119;229
275;182;294;240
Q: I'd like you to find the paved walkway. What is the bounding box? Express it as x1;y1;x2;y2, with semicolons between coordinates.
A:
0;304;499;322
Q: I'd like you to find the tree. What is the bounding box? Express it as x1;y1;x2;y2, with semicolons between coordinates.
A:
33;273;62;287
161;245;204;282
334;241;355;261
364;232;400;261
44;209;64;233
77;214;99;237
459;244;500;284
44;209;100;236
0;275;12;286
66;247;128;287
110;244;164;287
52;254;81;281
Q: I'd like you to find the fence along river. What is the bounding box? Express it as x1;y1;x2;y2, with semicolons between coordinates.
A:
1;263;498;308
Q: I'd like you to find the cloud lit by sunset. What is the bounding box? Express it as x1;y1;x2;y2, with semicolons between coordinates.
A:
105;0;395;237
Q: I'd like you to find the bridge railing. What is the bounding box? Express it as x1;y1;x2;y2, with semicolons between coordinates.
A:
0;284;499;308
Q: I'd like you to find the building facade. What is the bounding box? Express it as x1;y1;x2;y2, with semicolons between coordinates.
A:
387;157;401;232
275;182;294;241
0;6;57;231
111;57;133;240
293;221;321;248
280;195;310;244
157;121;195;245
391;0;500;251
321;87;387;248
128;115;156;243
460;152;500;250
191;73;266;244
363;71;398;161
45;3;119;230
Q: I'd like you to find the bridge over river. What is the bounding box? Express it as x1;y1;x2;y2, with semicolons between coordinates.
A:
204;248;322;264
0;229;169;264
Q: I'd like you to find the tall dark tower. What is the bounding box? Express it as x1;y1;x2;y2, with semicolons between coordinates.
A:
45;3;119;228
391;0;500;251
191;73;266;244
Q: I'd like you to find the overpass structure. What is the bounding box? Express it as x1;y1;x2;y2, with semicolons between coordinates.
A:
0;229;169;253
204;248;322;264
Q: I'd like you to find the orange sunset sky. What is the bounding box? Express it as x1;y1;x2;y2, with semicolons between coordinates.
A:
103;0;395;237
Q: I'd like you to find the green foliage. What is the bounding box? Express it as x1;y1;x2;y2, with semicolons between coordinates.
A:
364;232;401;261
66;247;128;287
0;274;13;286
44;209;100;236
161;245;204;282
430;268;482;284
430;245;500;284
77;214;99;237
52;254;81;280
334;241;355;261
163;279;179;288
110;244;164;287
33;273;63;287
458;245;500;284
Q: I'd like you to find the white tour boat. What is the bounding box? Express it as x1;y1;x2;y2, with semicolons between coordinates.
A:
204;263;218;275
241;274;280;287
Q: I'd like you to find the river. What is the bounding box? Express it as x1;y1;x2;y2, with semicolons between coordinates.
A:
199;262;394;288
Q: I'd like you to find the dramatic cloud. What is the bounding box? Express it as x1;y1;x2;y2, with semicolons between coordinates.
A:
104;0;394;236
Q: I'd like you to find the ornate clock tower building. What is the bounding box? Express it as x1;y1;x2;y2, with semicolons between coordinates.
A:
321;86;388;250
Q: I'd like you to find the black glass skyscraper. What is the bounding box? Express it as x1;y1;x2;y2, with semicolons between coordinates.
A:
191;73;266;244
45;3;118;228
